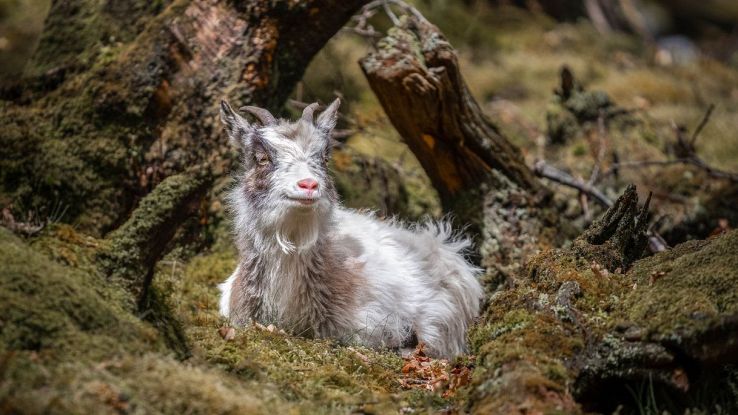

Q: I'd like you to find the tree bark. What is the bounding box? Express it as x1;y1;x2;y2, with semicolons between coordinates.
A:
0;0;366;235
360;16;545;210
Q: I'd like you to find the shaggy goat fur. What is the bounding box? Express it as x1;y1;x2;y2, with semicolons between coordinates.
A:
217;98;483;358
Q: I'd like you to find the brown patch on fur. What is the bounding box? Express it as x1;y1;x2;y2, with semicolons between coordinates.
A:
228;238;364;340
229;253;266;326
242;142;274;200
306;240;363;338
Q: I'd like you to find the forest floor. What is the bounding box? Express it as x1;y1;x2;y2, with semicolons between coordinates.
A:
2;2;738;414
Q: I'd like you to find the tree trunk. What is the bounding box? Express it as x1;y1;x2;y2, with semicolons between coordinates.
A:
360;16;544;210
0;0;366;235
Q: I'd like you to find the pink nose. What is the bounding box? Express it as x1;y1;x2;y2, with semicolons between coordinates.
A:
297;178;319;191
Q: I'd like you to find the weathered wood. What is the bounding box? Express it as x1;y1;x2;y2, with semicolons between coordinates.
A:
360;16;545;210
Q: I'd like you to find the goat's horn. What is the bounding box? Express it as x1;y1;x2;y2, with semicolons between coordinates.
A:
239;106;277;126
301;102;320;124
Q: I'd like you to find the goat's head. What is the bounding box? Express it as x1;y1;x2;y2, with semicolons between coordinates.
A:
220;98;340;251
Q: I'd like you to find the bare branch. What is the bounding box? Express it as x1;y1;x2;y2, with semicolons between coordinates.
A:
534;160;612;208
382;0;400;26
690;103;715;146
534;160;668;252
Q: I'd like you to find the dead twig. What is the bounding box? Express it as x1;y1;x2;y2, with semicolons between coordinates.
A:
382;0;400;26
534;161;611;208
690;103;715;146
343;0;429;40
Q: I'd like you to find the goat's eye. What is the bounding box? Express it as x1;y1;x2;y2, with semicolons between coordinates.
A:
255;154;270;166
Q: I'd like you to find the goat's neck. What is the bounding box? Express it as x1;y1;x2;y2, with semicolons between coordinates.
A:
242;207;334;263
243;208;337;328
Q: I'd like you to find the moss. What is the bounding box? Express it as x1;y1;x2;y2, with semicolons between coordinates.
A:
622;230;738;341
27;0;169;77
0;227;160;357
0;0;192;235
96;170;208;299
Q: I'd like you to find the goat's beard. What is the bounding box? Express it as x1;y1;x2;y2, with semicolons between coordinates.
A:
230;182;331;255
272;202;330;254
275;213;319;254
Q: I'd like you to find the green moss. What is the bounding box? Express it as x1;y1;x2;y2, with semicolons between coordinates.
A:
27;0;169;77
622;230;738;340
96;170;208;298
0;227;160;358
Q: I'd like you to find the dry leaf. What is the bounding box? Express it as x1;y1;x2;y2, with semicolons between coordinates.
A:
218;326;236;341
397;343;473;396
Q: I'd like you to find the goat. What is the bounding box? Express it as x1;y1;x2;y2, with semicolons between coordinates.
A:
217;98;483;358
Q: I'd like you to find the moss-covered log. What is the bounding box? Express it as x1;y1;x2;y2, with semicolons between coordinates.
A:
0;0;367;234
468;186;738;414
96;168;210;303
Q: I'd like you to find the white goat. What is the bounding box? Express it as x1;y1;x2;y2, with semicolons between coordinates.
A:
217;98;483;358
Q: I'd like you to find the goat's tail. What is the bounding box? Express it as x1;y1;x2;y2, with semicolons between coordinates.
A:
423;221;484;321
413;222;481;314
406;220;484;357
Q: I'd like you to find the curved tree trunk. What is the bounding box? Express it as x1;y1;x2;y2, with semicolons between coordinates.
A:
0;0;366;235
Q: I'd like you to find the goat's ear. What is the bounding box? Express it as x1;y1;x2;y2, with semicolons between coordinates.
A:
220;99;252;148
316;98;340;133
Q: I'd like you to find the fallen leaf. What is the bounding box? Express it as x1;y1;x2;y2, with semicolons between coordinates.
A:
218;326;236;341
